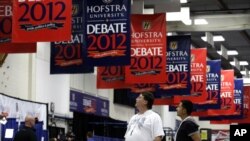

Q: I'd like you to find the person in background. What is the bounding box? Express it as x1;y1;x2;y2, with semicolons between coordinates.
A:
175;100;201;141
0;112;8;119
86;131;94;141
66;131;75;141
49;138;57;141
0;112;8;124
124;92;165;141
13;115;37;141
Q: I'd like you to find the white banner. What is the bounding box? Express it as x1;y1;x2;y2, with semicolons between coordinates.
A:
0;93;48;129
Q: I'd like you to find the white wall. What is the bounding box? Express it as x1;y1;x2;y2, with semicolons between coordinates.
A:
0;53;31;99
36;42;70;116
153;105;177;129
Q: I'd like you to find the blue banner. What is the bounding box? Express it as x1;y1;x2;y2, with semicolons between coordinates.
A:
83;0;131;66
50;0;94;74
157;35;191;96
70;90;109;117
230;79;244;119
196;60;221;109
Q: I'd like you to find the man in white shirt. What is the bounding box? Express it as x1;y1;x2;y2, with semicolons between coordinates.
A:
125;92;165;141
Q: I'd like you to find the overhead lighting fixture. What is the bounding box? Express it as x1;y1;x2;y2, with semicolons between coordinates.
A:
201;35;225;42
194;19;208;25
230;61;249;66
167;32;173;36
143;8;154;14
180;0;188;3
217;50;238;55
240;61;249;65
182;19;192;25
167;7;191;25
241;71;246;75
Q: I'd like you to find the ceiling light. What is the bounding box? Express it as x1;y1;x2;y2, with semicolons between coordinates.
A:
217;50;238;55
167;32;173;36
180;0;188;4
230;61;248;66
167;7;190;25
194;19;208;25
201;35;225;42
182;19;192;25
241;71;246;75
143;8;154;14
181;7;191;25
240;61;248;65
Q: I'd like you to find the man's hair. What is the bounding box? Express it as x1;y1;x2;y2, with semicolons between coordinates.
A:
141;92;154;109
181;100;193;115
86;131;93;138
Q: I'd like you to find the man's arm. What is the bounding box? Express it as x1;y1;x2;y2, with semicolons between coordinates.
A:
154;136;162;141
191;132;201;141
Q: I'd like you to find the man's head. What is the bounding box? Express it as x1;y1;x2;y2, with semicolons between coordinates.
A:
86;131;93;138
176;100;193;117
25;115;36;128
135;92;154;110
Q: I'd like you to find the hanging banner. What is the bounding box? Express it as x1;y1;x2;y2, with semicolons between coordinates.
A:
50;0;93;74
199;70;235;117
208;70;235;115
231;79;244;118
50;43;94;74
83;0;131;66
197;60;221;109
192;60;221;116
125;13;166;83
12;0;71;42
130;83;158;95
97;66;130;89
174;48;207;104
209;79;244;124
70;90;109;117
0;0;36;53
0;0;12;43
157;35;191;96
230;86;250;123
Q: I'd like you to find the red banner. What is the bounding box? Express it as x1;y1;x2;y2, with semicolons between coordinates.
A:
130;84;157;94
207;70;235;116
0;0;36;53
12;0;71;42
125;13;166;83
154;98;173;105
97;66;131;89
174;48;207;104
0;0;11;43
0;44;36;53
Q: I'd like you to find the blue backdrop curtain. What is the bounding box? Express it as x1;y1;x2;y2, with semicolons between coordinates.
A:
1;118;18;141
35;121;44;141
42;130;48;141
